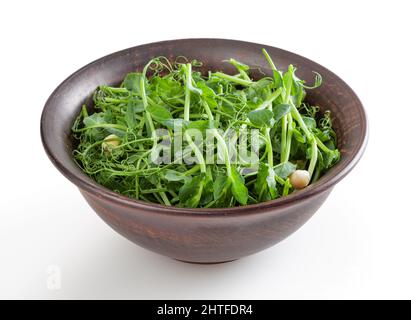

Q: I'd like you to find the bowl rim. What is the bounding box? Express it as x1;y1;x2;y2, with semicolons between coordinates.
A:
40;38;368;216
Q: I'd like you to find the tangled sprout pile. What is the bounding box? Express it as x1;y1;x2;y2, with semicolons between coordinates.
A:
72;50;340;208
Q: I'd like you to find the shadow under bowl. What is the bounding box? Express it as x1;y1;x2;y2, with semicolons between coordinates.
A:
41;39;368;263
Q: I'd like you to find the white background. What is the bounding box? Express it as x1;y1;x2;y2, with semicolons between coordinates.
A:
1;0;410;299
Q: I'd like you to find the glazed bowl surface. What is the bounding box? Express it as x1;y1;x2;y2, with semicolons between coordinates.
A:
41;39;367;263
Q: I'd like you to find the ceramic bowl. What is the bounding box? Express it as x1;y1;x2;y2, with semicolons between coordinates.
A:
41;39;368;263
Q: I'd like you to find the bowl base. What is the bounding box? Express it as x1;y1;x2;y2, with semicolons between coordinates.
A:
175;259;237;265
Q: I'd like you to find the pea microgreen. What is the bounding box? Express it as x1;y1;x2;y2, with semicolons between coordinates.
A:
72;50;340;207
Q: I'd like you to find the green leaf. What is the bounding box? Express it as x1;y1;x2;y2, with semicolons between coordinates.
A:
147;104;172;123
154;76;184;99
121;72;141;93
83;112;105;128
164;170;190;183
272;103;291;121
213;174;232;208
247;109;274;127
255;164;269;201
129;99;145;113
83;113;107;139
221;101;236;116
315;129;332;142
214;175;230;199
302;116;317;129
273;69;283;88
163;118;189;131
293;128;306;143
199;168;214;206
274;162;297;179
255;164;277;201
230;167;248;205
322;149;340;169
266;167;278;198
125;101;137;129
197;81;218;109
186;120;212;133
179;175;204;208
246;78;273;103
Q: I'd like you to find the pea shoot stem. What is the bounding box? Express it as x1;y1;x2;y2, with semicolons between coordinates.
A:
281;65;294;163
284;113;293;162
264;127;273;167
255;88;283;110
183;63;206;173
140;60;157;140
141;59;170;204
73;123;127;133
184;63;193;121
308;138;318;178
280;116;288;162
262;48;278;74
213;72;253;86
289;101;318;179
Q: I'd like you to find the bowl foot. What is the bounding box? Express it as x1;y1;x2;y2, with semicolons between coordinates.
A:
175;259;237;265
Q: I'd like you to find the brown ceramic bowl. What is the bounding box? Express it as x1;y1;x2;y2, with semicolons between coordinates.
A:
41;39;367;263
